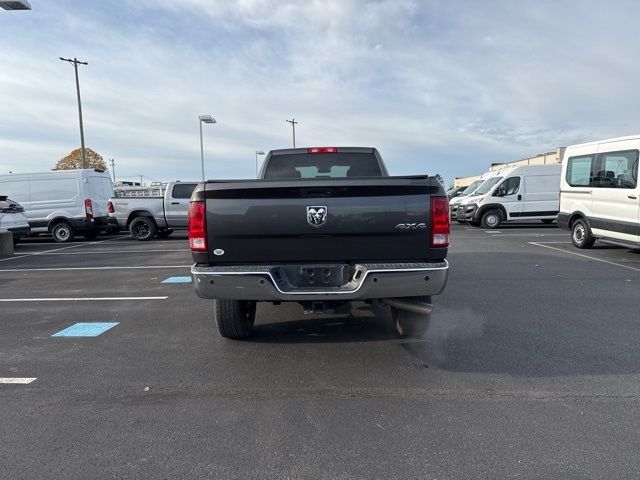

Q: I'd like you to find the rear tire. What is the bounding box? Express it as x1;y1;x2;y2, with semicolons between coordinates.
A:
214;299;257;339
481;209;501;229
130;216;157;241
391;296;431;339
571;218;596;249
51;221;75;243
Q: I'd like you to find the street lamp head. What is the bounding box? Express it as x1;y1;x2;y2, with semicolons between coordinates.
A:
199;115;216;124
0;1;31;10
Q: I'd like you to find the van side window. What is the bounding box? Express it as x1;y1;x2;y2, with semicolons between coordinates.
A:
499;177;520;195
171;183;197;199
566;155;594;187
594;150;638;189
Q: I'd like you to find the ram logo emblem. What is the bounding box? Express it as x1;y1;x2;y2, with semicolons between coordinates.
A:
307;206;328;227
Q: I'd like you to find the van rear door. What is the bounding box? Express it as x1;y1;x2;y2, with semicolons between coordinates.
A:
85;171;114;218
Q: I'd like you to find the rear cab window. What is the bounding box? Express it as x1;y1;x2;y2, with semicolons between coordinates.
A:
171;183;197;199
263;152;383;179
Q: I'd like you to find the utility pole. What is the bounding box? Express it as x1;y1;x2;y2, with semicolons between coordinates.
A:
286;118;298;148
109;159;116;182
59;57;88;169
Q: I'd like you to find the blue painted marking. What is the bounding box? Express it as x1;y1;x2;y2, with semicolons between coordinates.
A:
52;322;119;337
161;276;192;284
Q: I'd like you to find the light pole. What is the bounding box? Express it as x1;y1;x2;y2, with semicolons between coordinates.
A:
0;1;31;9
286;118;298;148
109;158;116;182
199;114;216;181
255;150;265;177
60;57;88;168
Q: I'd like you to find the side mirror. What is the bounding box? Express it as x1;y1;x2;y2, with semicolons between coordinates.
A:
495;186;506;197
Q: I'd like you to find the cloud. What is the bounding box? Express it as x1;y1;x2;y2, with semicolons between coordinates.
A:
1;0;640;184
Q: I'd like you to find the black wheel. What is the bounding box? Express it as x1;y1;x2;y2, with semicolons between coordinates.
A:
51;221;75;243
214;299;257;339
541;219;555;224
83;230;99;240
391;296;431;339
571;218;595;249
157;229;173;239
130;217;157;241
481;209;501;229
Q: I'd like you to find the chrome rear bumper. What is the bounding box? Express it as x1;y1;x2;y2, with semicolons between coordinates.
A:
191;261;449;301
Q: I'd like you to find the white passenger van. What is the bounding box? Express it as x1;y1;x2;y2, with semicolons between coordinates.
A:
457;164;561;228
559;135;639;249
0;169;113;242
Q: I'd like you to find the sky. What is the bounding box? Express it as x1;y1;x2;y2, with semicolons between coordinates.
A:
2;0;640;186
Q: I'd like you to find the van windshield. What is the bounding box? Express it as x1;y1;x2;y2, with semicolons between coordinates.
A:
474;177;502;195
462;180;484;196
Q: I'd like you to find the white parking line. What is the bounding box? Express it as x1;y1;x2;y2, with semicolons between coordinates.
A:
25;249;187;256
529;242;640;273
0;265;191;272
1;237;128;263
0;378;37;384
486;233;568;237
0;296;168;302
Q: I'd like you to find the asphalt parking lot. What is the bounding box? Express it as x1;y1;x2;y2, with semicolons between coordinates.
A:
1;224;639;479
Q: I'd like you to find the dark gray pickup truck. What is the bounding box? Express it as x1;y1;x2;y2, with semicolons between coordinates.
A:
189;147;450;339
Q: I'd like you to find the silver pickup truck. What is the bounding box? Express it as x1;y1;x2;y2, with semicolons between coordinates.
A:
108;181;197;240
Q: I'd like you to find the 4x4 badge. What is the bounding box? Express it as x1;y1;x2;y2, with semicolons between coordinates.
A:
307;206;327;227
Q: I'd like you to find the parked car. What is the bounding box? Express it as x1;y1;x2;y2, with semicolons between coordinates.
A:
0;196;30;245
188;146;450;339
108;181;198;240
0;169;113;242
457;164;561;228
559;135;639;248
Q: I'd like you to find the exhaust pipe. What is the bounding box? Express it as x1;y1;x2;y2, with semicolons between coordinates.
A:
385;298;433;315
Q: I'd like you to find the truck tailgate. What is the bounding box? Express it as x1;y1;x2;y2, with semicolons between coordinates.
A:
201;177;443;264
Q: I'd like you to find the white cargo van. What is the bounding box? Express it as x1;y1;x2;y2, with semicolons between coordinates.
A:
0;169;113;242
457;164;561;228
450;172;496;220
454;171;501;224
559;135;639;248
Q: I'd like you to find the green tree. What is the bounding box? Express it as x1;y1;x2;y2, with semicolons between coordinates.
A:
53;148;107;171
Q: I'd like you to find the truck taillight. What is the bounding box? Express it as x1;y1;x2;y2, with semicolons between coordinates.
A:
84;199;93;219
188;201;207;251
431;197;450;247
107;201;115;214
307;147;337;154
